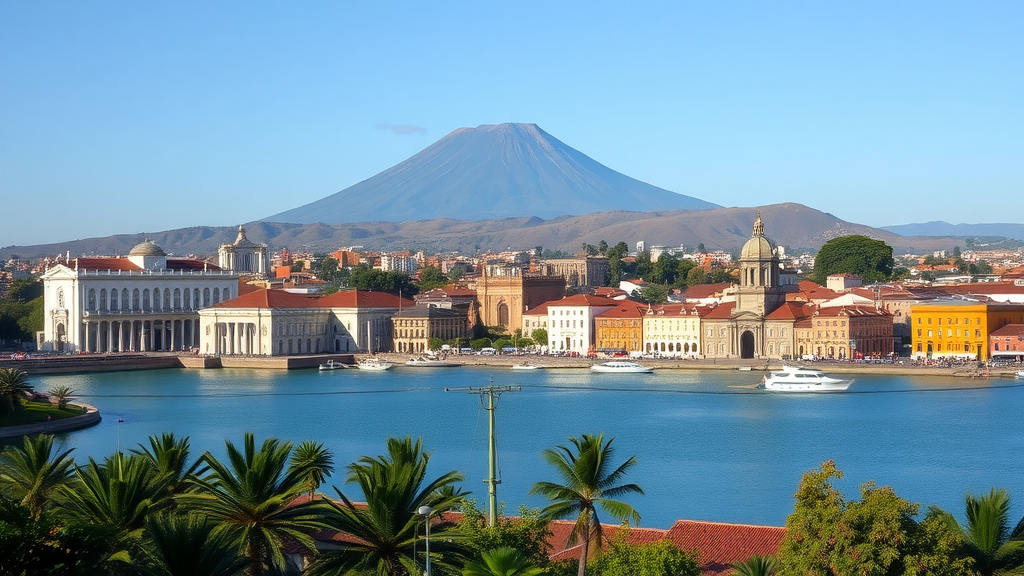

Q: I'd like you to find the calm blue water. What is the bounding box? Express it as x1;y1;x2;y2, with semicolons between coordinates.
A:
27;366;1024;529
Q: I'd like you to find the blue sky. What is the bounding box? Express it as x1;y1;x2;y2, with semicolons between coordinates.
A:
1;2;1021;248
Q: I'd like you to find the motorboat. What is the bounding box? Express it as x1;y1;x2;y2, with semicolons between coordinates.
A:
590;361;653;373
405;356;460;367
357;357;394;371
512;362;541;370
318;360;347;371
760;365;852;392
1016;370;1024;379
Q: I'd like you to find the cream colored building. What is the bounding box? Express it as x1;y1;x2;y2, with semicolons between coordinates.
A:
199;289;412;356
41;240;239;353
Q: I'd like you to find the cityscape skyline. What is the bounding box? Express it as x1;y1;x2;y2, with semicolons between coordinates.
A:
2;2;1021;248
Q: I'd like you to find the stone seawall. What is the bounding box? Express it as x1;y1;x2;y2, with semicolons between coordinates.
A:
0;402;101;440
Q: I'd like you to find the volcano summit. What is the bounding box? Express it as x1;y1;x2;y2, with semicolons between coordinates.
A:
268;123;718;224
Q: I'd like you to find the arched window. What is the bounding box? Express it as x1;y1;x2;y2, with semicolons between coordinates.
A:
222;288;230;301
132;289;140;310
173;288;181;309
203;288;210;307
193;289;200;309
213;288;220;304
142;289;150;310
153;287;160;309
87;289;96;311
163;288;170;310
121;289;129;311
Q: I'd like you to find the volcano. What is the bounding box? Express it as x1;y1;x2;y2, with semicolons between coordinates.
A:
268;123;718;224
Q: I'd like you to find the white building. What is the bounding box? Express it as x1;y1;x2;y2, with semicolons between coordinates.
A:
218;225;269;276
198;289;412;356
40;240;239;353
380;253;418;274
546;294;618;354
642;303;703;358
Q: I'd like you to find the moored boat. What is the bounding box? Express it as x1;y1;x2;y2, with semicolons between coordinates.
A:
1016;370;1024;379
405;356;460;367
318;360;347;371
760;365;852;392
590;361;653;373
357;357;394;371
511;362;540;370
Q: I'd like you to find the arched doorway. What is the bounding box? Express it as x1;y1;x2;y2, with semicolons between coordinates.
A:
740;331;755;359
56;323;66;352
497;303;509;330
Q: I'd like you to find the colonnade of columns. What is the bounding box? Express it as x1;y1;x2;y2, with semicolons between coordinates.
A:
212;322;260;355
81;318;200;353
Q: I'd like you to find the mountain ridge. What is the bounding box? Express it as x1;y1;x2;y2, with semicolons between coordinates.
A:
268;123;719;224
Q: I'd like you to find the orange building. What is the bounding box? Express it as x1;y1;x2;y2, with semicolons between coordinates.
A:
910;300;1024;360
594;303;645;354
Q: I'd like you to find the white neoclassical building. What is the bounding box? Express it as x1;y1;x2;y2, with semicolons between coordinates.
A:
40;240;240;353
546;294;618;354
218;225;269;276
642;303;704;358
198;289;413;356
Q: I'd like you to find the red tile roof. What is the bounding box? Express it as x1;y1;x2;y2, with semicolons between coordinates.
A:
597;304;645;319
524;302;553;316
167;258;221;271
765;302;814;321
702;302;736;319
75;258;141;272
551;294;622;307
211;289;320;309
682;283;733;300
319;290;415;309
991;323;1024;338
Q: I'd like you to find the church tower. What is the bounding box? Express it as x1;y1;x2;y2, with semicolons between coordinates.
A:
733;213;785;317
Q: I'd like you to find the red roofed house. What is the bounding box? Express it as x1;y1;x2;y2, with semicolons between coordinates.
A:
990;323;1024;361
199;288;413;355
643;303;705;357
594;303;646;354
41;239;238;353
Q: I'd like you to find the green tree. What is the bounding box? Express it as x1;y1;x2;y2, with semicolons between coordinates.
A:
464;546;546;576
5;278;42;303
652;254;679;285
633;252;652;281
531;329;548;348
307;436;467;576
0;434;75;519
696;243;706;253
0;497;110;576
350;265;419;295
314;256;339;282
47;384;75;410
776;460;974;576
449;264;470;282
417;266;449;291
588;534;700;576
686;267;706;286
606;242;629;286
135;513;254;576
0;367;33;416
598;241;608;256
429;337;445;351
731;555;777;576
183;433;328;576
811;235;895;284
130;433;206;499
637;284;669;304
927;488;1024;576
970;261;994;275
530;433;643;576
288;440;335;500
461;504;552;568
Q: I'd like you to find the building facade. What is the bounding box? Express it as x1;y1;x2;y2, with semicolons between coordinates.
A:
218;226;269;276
541;257;611;290
546;294;618;354
41;240;239;353
642;304;703;357
910;300;1024;360
391;306;469;353
594;303;645;354
473;264;565;333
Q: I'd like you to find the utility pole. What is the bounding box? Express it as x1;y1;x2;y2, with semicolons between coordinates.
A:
445;379;520;526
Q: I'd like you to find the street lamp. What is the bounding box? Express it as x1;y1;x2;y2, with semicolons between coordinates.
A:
418;505;433;576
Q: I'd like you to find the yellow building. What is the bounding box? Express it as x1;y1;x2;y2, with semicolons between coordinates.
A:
910;300;1024;360
594;303;645;354
642;304;703;357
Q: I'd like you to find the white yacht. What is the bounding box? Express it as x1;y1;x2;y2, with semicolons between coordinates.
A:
590;361;653;373
357;357;394;371
760;366;852;392
511;362;541;370
405;356;460;367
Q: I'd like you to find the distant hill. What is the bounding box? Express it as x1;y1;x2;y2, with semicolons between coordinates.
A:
268;123;718;224
1;203;963;261
881;221;1024;242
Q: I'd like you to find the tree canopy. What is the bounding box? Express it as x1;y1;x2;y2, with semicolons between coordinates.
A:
812;235;894;284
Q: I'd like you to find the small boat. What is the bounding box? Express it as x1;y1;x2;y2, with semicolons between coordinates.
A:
357;357;394;371
590;361;653;373
760;365;852;392
1016;370;1024;379
512;362;540;370
318;360;347;371
405;356;460;367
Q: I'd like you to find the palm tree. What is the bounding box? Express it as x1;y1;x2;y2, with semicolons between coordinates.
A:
57;452;175;565
47;384;76;410
928;488;1024;575
182;432;328;576
530;433;643;576
131;432;207;498
0;367;33;415
463;547;546;576
306;436;467;576
731;554;777;576
0;433;75;518
289;440;334;499
135;513;254;576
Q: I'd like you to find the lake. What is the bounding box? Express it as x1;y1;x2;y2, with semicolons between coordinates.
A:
26;365;1024;529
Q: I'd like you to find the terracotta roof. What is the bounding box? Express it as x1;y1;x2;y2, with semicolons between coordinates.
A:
765;302;814;320
597;304;645;319
524;302;553;316
550;294;621;307
665;520;786;575
702;302;736;319
991;323;1024;338
74;257;142;271
167;258;221;271
682;283;733;299
211;289;320;309
649;303;702;316
319;290;415;309
813;305;891;318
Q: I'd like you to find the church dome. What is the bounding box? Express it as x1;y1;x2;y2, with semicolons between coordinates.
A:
129;239;166;257
739;213;776;260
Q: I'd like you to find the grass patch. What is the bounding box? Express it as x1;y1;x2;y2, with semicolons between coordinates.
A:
0;401;86;427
